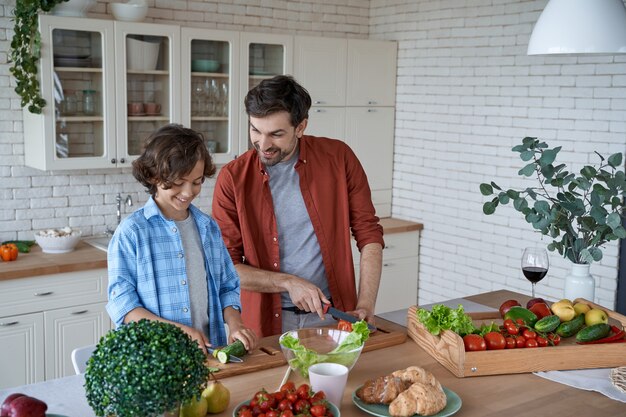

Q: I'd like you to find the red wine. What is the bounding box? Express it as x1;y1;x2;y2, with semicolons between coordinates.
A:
522;267;547;283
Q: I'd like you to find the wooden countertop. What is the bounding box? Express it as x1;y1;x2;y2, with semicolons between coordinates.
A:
0;218;423;282
216;290;625;417
0;242;107;281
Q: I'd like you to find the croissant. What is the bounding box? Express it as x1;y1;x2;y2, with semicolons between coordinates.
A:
388;382;447;417
355;375;411;404
391;366;442;391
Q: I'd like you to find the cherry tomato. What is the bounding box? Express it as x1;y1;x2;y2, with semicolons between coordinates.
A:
296;384;311;400
239;410;253;417
515;335;526;348
294;399;310;413
277;400;292;412
505;323;519;335
525;338;538;348
267;411;279;417
337;320;353;331
273;392;284;402
503;319;515;327
281;382;296;393
536;336;548;347
311;405;327;417
311;391;326;403
281;410;294;417
462;334;487;351
522;329;537;339
484;332;506;350
286;393;298;404
548;333;561;346
505;337;516;349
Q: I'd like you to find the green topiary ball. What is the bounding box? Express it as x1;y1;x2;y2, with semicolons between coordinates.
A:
85;319;210;417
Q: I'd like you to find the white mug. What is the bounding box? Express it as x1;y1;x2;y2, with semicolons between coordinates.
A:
308;363;348;408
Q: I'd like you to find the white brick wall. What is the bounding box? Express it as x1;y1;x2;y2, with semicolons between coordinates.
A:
371;0;626;309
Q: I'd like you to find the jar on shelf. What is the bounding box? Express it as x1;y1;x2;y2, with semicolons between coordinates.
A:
61;90;77;115
82;89;97;115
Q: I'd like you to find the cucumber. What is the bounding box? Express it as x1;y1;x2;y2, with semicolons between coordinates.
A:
213;340;247;364
534;315;560;333
555;313;585;337
576;323;611;342
503;306;538;326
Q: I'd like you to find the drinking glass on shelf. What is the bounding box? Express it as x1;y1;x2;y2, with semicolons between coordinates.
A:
219;81;228;117
204;78;218;116
521;247;549;297
192;82;205;116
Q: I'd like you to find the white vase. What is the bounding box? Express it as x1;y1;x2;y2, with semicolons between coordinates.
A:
563;263;595;301
50;0;97;17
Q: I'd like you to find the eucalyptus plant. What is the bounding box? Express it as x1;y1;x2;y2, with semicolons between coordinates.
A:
9;0;69;114
480;137;626;264
85;319;211;417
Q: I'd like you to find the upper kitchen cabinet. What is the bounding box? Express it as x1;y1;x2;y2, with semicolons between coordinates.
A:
346;39;397;107
181;29;239;164
238;32;293;155
114;22;180;166
294;36;347;106
24;16;117;170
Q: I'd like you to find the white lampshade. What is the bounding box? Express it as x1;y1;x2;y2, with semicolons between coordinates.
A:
528;0;626;55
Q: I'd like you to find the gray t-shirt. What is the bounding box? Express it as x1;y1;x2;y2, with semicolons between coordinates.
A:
175;215;209;337
265;151;330;307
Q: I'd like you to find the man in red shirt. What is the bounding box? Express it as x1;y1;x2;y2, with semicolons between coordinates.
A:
212;75;384;337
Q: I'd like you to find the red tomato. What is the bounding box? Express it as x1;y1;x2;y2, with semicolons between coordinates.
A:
296;384;311;400
505;336;516;349
273;392;284;402
277;400;292;412
515;335;526;348
548;333;561;346
522;329;537;339
536;336;548;347
525;338;538;348
286;393;298;404
239;410;253;417
462;334;486;351
267;411;279;417
503;318;515;326
337;320;353;331
311;405;327;417
484;332;506;350
311;391;326;403
281;410;294;417
504;323;519;335
281;382;296;393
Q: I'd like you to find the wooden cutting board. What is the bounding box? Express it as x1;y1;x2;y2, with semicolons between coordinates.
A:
207;316;407;378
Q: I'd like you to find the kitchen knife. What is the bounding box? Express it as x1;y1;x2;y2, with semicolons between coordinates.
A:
206;347;244;363
323;304;377;332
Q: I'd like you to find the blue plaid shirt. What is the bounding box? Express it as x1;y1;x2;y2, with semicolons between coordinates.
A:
106;196;241;346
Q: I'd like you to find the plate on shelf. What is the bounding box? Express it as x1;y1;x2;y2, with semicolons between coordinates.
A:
352;386;461;417
54;57;92;67
145;112;161;116
249;70;273;76
128;113;146;117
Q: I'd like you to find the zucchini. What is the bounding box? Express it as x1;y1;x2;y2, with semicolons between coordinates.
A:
213;340;247;364
555;313;585;337
503;306;538;326
534;315;560;333
576;323;611;343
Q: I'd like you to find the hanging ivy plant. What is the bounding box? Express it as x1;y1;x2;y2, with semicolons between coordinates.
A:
9;0;69;114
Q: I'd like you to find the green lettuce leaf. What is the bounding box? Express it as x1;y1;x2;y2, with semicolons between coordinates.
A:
417;304;476;336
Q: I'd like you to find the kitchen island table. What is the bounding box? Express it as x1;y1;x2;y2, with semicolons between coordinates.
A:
1;290;624;417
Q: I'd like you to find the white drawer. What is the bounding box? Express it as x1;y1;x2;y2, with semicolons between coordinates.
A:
382;231;420;260
0;269;108;317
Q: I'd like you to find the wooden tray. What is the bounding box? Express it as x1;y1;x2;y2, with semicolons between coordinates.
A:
207;316;406;379
407;298;626;377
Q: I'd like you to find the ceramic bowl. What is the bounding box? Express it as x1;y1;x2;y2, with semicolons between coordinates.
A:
111;1;148;22
34;228;82;254
279;328;363;378
191;59;220;72
51;0;97;17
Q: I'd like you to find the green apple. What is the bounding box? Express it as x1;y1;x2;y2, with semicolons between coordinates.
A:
180;394;208;417
202;381;230;414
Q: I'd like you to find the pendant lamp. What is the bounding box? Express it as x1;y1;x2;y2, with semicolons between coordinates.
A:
527;0;626;55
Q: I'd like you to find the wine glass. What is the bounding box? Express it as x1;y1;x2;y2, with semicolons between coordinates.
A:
521;247;549;297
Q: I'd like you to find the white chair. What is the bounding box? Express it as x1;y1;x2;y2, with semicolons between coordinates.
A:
71;344;97;374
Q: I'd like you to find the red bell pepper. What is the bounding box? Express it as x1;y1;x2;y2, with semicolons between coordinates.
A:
0;243;18;262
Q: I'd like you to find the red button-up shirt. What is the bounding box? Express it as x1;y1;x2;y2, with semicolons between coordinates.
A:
212;135;384;337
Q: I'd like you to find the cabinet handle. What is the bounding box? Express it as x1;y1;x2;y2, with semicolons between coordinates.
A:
111;158;116;164
383;263;392;267
384;245;392;249
367;109;377;113
34;291;53;296
71;310;88;315
368;101;377;105
0;321;18;326
314;100;325;104
120;158;126;164
315;109;324;113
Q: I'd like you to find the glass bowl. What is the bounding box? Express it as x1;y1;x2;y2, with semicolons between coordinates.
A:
279;328;363;378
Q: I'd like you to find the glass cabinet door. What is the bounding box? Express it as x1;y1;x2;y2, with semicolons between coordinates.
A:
239;33;293;155
181;29;239;164
114;22;180;166
23;16;117;170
